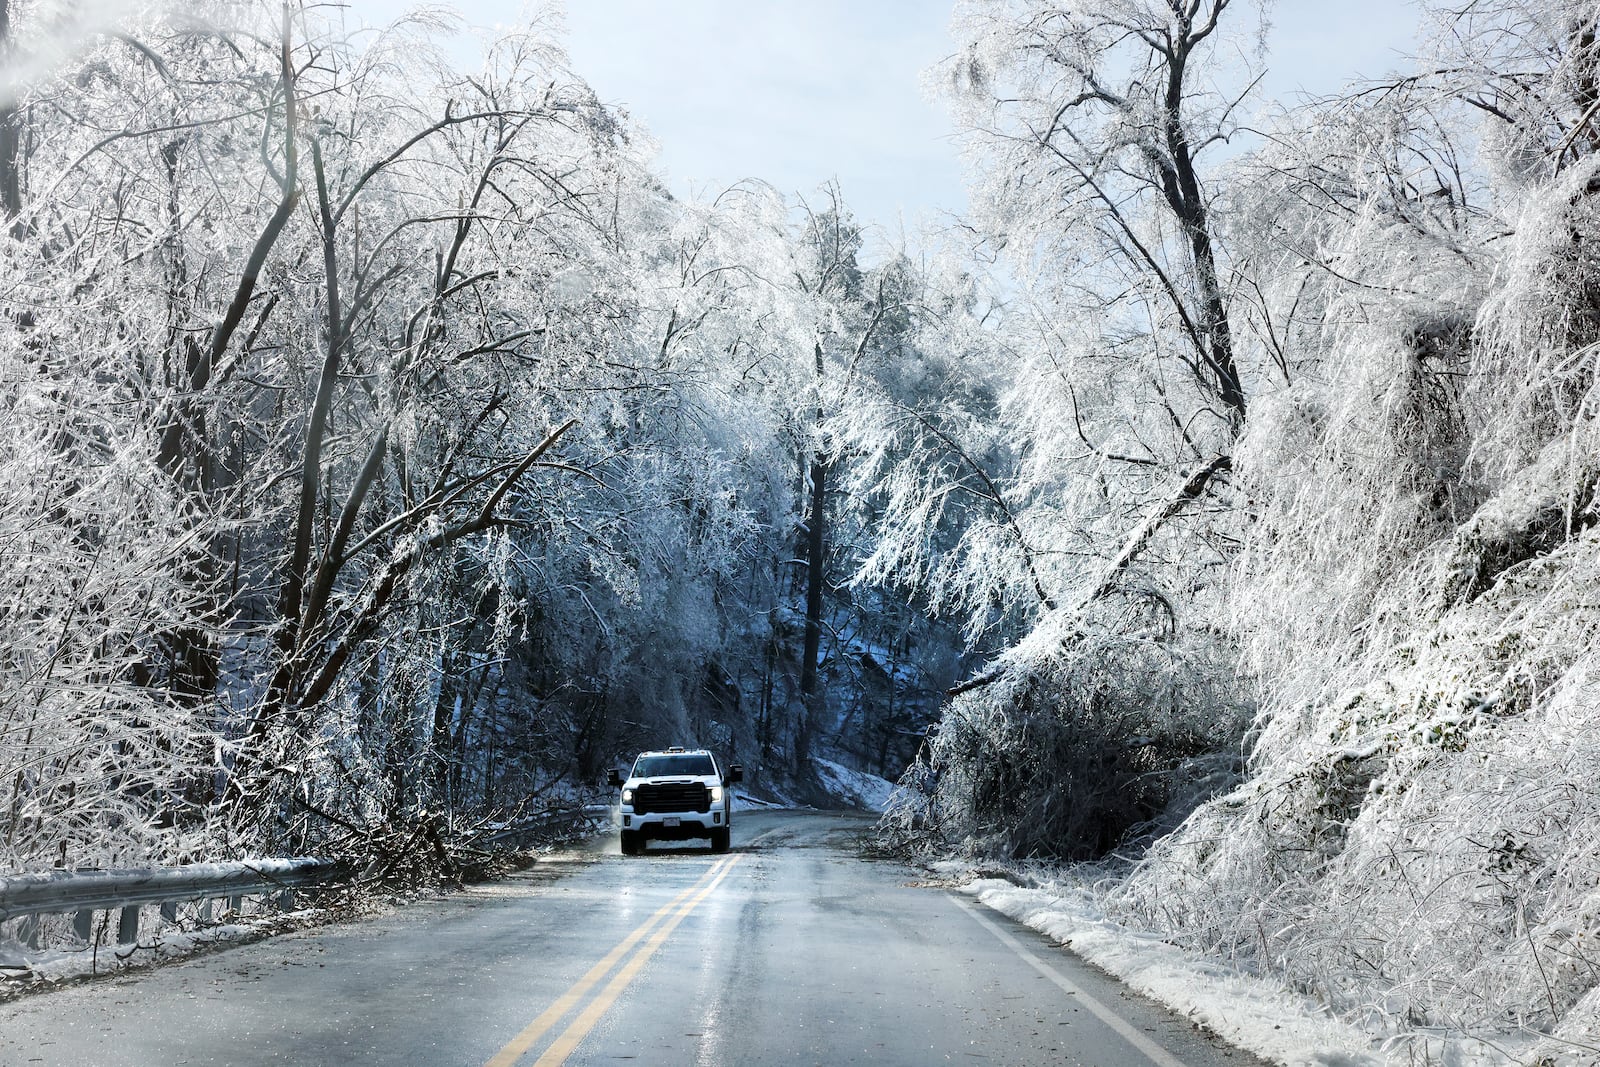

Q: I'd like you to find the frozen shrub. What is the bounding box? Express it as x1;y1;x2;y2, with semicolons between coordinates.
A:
884;609;1251;860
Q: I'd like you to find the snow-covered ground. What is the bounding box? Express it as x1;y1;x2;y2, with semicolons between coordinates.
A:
811;757;897;811
941;864;1549;1067
731;790;791;812
727;758;896;812
0;911;322;997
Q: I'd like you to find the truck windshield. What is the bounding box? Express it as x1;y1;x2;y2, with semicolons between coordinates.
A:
632;754;715;777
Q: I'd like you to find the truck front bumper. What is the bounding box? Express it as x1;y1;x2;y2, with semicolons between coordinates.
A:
620;808;726;840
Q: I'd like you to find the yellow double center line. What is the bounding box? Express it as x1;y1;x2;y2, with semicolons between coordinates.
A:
485;855;742;1067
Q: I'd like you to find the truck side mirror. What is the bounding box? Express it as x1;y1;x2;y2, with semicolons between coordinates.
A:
606;768;625;789
726;764;743;785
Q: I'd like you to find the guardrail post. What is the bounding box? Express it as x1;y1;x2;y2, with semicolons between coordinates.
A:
73;909;93;941
160;901;177;923
117;906;139;945
228;894;242;916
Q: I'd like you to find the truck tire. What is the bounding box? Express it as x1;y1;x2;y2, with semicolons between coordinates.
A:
620;829;642;856
710;826;730;853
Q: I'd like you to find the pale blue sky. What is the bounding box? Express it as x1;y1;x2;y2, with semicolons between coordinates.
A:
355;1;1423;236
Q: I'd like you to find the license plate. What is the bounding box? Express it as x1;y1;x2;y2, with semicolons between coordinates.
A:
663;817;680;827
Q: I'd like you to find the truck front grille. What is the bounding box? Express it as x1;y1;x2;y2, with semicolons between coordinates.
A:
634;782;710;814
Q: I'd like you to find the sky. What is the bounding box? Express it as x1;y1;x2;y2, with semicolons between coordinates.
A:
559;0;970;238
356;1;1425;238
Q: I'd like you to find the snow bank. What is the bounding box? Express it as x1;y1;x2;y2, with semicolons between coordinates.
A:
811;757;897;812
942;865;1378;1065
945;866;1534;1067
0;912;321;998
732;791;790;812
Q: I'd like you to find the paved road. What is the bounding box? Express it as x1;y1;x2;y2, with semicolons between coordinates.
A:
0;811;1263;1066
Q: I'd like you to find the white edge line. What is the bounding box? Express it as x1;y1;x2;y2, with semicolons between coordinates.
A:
951;895;1191;1067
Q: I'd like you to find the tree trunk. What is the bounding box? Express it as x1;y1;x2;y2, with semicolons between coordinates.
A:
797;342;827;764
1160;11;1246;430
0;0;22;230
798;451;827;761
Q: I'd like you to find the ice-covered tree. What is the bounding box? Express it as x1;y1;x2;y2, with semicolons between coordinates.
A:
870;0;1266;858
1101;2;1600;1052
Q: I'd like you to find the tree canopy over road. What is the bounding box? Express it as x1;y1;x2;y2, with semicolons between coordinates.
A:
3;1;1600;1053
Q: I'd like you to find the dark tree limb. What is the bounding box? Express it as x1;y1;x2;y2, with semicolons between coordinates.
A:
296;418;577;710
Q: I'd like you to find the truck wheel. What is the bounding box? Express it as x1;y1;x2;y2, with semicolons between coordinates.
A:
620;830;641;856
710;827;730;853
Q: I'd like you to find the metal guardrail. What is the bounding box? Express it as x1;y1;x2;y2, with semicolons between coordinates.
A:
0;857;348;948
0;806;607;953
0;857;346;921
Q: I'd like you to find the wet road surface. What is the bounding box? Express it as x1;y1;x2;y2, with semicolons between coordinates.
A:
0;810;1264;1066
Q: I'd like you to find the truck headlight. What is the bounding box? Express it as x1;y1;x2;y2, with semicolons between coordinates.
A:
709;786;723;804
621;788;634;805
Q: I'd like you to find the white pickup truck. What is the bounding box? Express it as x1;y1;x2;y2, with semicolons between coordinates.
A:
607;747;744;855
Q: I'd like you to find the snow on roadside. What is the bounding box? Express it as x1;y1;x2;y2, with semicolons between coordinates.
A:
732;790;789;812
1;913;320;998
939;865;1533;1067
811;758;896;812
